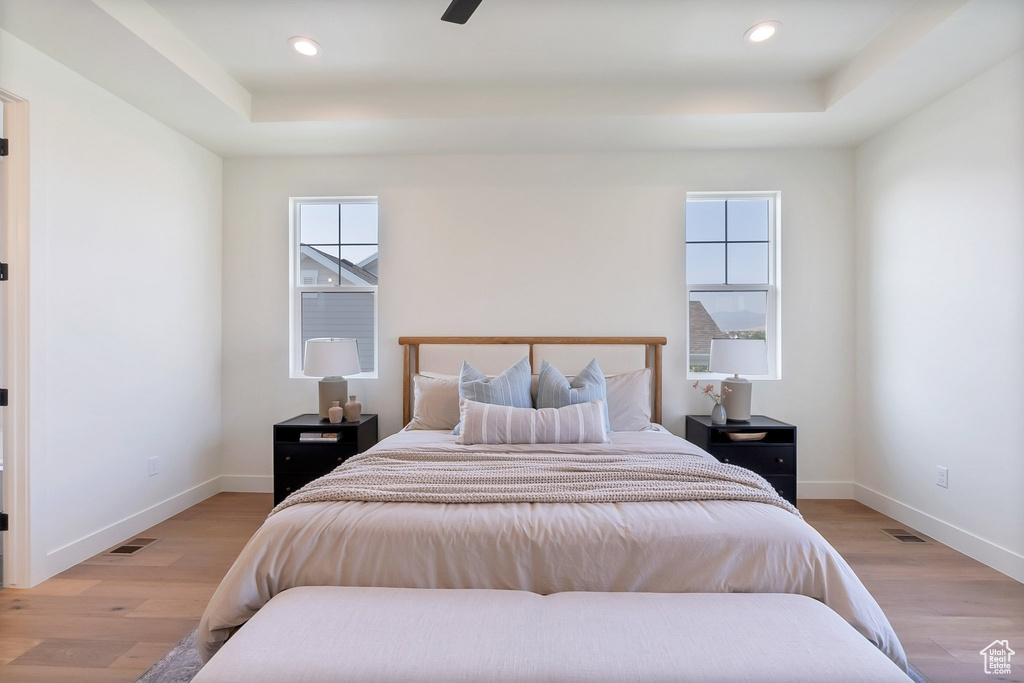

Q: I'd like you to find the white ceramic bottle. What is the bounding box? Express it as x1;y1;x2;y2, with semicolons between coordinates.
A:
343;395;362;422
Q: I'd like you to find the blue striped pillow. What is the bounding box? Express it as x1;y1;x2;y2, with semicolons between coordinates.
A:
535;358;611;431
453;357;533;434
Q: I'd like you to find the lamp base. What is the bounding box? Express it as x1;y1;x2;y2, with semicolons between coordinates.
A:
721;376;752;422
318;377;349;419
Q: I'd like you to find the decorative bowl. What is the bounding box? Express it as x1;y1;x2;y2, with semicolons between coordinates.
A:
726;431;768;442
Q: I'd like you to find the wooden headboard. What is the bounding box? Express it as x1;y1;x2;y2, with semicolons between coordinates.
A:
398;337;667;425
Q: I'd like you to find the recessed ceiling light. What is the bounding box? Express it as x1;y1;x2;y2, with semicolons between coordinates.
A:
289;36;322;57
744;21;781;44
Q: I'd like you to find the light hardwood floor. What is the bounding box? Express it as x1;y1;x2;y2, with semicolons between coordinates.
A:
800;500;1024;683
0;493;270;682
0;494;1021;682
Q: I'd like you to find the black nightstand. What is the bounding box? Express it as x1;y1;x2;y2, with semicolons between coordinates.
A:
273;414;378;505
684;415;797;506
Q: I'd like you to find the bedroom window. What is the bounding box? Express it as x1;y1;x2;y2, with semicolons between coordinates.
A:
686;192;781;379
290;197;378;378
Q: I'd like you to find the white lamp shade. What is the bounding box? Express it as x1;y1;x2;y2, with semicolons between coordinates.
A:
709;338;768;376
303;338;362;378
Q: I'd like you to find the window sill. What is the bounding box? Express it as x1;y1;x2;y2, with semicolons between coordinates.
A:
290;372;379;381
687;372;781;382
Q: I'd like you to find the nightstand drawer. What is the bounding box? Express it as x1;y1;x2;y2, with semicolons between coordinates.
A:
274;472;321;504
274;443;357;474
710;445;795;475
763;475;796;505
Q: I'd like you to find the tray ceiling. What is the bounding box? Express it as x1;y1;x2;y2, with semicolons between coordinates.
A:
0;0;1021;155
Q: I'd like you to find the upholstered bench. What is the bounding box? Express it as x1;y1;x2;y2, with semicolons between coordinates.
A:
194;587;910;682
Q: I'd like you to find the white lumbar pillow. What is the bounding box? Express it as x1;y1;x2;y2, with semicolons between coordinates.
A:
457;399;609;445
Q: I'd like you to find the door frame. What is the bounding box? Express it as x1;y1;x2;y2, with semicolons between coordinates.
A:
1;88;32;588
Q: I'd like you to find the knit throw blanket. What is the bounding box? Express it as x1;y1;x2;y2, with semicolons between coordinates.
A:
270;449;800;517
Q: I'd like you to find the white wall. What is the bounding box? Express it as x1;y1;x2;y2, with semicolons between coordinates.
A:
222;150;857;496
854;52;1024;580
0;29;223;585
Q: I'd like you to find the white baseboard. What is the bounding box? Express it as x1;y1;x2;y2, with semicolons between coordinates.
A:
41;476;222;585
220;474;273;493
854;484;1024;583
797;481;855;499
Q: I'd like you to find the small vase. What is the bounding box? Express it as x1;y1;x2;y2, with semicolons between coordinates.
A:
343;395;362;422
711;403;727;425
328;400;344;424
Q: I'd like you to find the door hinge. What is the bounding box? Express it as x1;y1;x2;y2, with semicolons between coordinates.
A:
0;513;8;532
0;263;7;281
0;138;7;156
0;388;7;406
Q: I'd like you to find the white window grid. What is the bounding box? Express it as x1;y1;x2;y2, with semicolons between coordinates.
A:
289;196;379;380
685;191;782;381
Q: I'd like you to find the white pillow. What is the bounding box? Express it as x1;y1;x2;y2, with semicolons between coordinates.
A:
406;373;460;430
606;368;654;431
457;399;609;445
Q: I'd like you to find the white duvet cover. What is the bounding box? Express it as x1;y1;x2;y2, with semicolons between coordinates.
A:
198;428;907;671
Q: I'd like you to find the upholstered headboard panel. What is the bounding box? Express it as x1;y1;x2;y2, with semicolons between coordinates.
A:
532;344;647;376
418;344;531;376
398;337;666;426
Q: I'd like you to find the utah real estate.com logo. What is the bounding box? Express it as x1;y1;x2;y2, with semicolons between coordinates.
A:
980;640;1014;675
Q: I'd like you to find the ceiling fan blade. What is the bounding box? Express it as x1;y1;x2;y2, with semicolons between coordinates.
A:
441;0;484;24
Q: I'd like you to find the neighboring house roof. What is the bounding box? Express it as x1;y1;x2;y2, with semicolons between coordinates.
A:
301;246;378;286
689;301;724;355
358;254;379;276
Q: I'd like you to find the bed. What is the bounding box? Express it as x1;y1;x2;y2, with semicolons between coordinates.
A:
197;337;907;672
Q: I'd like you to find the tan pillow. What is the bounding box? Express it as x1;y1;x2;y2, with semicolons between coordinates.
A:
406;373;460;430
457;399;609;445
606;368;654;431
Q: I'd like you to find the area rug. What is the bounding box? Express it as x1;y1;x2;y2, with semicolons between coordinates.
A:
136;628;204;683
908;663;930;683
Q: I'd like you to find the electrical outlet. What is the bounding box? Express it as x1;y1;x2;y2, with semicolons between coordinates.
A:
148;456;159;477
936;465;948;488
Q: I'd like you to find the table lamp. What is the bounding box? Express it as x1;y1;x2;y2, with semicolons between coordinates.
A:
303;338;362;419
709;338;768;422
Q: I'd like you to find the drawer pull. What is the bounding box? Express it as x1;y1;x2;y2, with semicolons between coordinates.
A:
285;456;291;462
722;458;730;463
776;458;785;464
337;457;343;462
285;487;292;492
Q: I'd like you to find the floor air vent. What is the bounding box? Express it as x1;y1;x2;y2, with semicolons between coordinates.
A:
880;528;928;544
104;537;160;556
